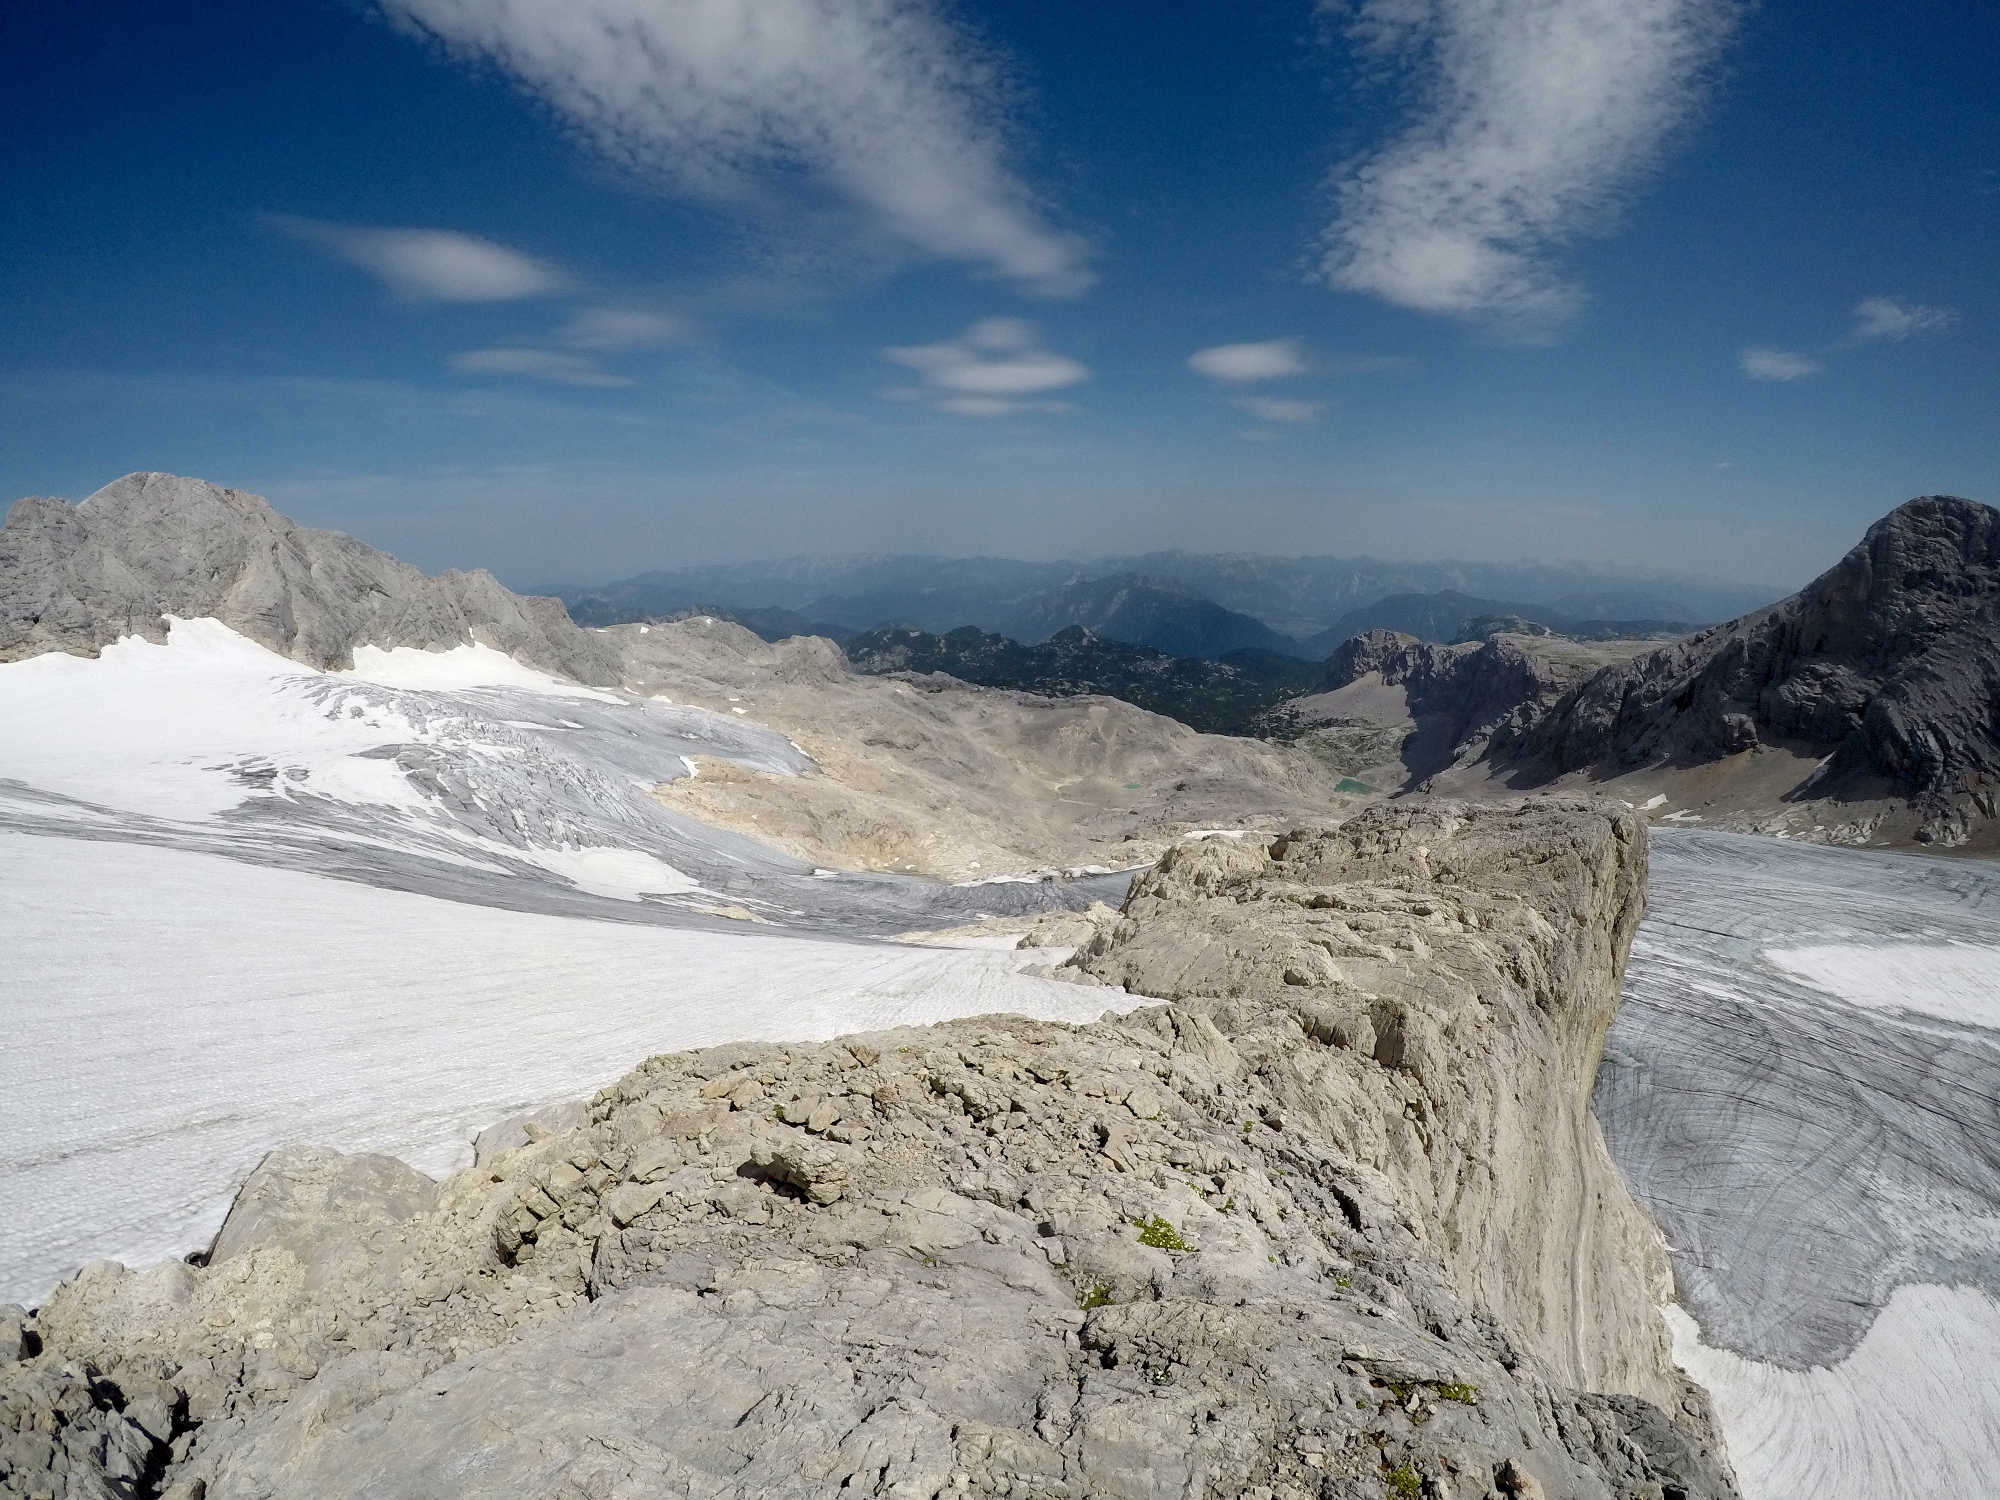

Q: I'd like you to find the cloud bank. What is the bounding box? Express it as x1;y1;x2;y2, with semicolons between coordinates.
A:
381;0;1089;295
884;318;1087;416
1188;339;1309;382
1322;0;1740;333
272;217;566;301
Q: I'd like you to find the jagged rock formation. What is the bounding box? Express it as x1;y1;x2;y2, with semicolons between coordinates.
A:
1271;498;2000;848
1;804;1736;1500
0;473;618;683
1491;496;2000;845
1271;631;1661;791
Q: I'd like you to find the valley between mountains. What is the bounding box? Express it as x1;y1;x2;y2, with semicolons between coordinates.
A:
4;474;1998;1500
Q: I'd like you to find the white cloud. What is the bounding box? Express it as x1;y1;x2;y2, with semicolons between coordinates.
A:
884;318;1088;415
451;348;634;387
559;307;687;350
381;0;1090;295
1321;0;1740;333
271;216;566;301
1236;397;1323;424
1740;347;1821;382
1851;296;1958;342
1189;339;1309;383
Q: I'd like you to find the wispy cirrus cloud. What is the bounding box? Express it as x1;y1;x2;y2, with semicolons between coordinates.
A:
380;0;1090;295
1740;347;1820;382
1188;339;1309;383
1850;296;1958;342
450;348;635;386
1320;0;1741;335
557;307;689;351
270;216;567;301
884;318;1087;416
1235;396;1323;424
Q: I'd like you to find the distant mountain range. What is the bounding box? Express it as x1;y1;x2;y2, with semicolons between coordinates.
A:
553;551;1781;659
844;624;1322;737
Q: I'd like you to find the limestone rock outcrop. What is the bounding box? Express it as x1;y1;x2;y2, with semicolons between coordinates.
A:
624;614;1359;881
1;805;1735;1500
1493;496;2000;844
0;472;619;682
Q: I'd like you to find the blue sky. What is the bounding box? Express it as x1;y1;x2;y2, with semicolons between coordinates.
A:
2;0;1994;589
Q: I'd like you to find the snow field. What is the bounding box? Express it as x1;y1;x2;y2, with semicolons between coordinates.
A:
1667;1287;2000;1500
1763;942;2000;1029
0;832;1129;1306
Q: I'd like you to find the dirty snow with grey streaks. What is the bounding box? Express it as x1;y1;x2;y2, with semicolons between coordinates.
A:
1605;830;2000;1500
0;618;1122;931
0;831;1129;1306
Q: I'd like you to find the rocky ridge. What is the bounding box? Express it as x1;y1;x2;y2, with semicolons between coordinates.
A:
1272;631;1659;793
1274;497;2000;848
1489;496;2000;845
0;473;619;683
1;804;1736;1500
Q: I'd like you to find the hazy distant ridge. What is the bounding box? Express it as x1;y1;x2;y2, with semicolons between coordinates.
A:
558;551;1781;651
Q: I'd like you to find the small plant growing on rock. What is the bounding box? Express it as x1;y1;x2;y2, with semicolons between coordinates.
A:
1436;1382;1477;1404
1135;1216;1192;1251
1080;1283;1114;1309
1386;1462;1422;1499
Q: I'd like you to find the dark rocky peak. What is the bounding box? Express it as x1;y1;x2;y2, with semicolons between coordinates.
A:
1497;495;2000;841
0;471;619;683
1792;493;2000;656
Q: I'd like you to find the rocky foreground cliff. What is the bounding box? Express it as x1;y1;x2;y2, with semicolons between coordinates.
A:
1;804;1735;1500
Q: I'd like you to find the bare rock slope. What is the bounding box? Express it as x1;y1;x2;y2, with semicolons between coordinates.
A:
624;615;1358;881
1277;631;1659;793
0;472;618;683
3;804;1735;1500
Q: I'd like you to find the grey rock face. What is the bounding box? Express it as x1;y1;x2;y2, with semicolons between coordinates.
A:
1497;496;2000;842
0;472;619;683
1277;630;1650;790
3;805;1735;1500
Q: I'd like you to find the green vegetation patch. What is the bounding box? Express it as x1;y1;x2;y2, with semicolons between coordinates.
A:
1385;1463;1422;1499
1079;1283;1115;1310
1134;1215;1193;1252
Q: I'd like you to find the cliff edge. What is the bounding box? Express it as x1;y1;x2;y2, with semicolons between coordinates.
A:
1;804;1734;1500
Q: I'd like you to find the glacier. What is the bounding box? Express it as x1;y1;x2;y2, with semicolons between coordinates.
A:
1602;829;2000;1500
7;620;2000;1498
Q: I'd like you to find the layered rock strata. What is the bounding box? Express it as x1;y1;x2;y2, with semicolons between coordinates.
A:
1;805;1735;1500
0;472;618;683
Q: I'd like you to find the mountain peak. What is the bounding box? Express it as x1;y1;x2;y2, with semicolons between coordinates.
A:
1;471;618;682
